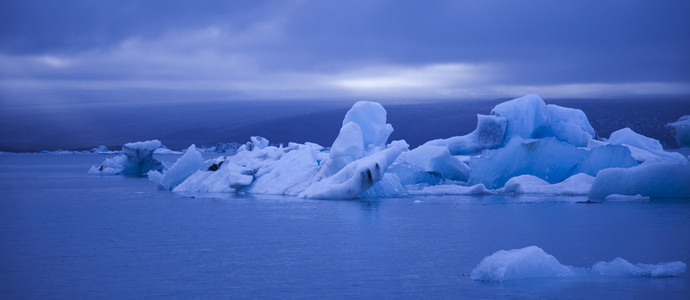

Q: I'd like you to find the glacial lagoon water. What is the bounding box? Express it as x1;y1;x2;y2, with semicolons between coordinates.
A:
1;154;689;299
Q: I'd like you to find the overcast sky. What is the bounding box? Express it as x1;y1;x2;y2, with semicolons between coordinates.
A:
1;0;689;105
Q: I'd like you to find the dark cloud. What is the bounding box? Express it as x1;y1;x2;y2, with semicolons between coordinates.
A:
0;0;276;54
0;0;689;101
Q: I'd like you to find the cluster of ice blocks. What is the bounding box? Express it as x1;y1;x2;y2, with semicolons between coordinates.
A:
90;94;690;200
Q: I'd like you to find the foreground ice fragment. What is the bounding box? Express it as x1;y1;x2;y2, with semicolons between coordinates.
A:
471;246;686;281
592;257;686;277
667;115;690;147
470;246;575;281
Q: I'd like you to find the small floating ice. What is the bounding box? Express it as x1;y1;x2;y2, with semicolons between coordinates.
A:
471;246;686;281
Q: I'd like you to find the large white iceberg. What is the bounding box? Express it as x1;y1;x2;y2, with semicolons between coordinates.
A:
96;94;690;200
170;101;401;199
471;246;686;281
89;140;164;177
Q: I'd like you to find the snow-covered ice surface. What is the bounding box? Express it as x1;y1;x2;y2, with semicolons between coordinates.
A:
2;154;689;299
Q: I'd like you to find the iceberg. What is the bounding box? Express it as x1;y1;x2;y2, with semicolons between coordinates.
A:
89;140;164;177
589;162;690;199
667;115;690;147
471;246;686;281
170;101;400;199
93;94;690;200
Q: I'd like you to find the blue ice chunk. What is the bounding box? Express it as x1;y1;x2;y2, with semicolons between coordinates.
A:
120;140;164;177
609;127;663;152
491;94;550;143
575;144;638;176
399;145;469;181
589;162;690;199
468;137;587;189
545;104;595;147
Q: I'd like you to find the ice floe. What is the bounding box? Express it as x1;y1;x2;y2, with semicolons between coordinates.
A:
471;246;686;281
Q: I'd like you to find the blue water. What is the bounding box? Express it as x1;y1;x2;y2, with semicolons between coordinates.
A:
1;154;689;299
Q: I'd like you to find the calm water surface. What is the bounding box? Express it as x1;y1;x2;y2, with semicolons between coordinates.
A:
1;154;689;299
